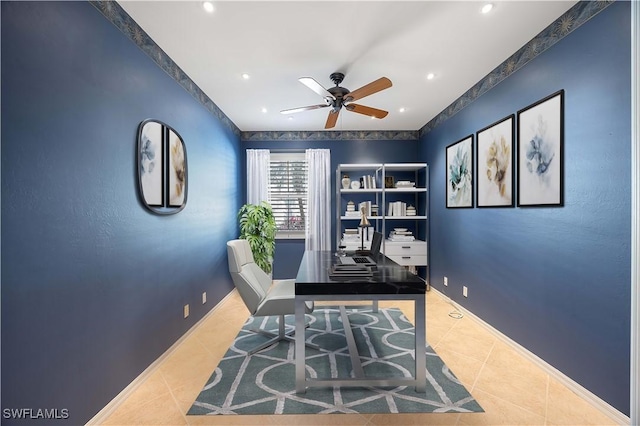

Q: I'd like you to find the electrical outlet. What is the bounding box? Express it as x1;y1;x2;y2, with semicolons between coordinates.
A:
444;276;448;286
202;292;207;304
463;286;468;298
184;304;189;318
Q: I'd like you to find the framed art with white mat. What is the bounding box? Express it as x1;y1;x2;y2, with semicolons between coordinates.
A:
517;90;564;207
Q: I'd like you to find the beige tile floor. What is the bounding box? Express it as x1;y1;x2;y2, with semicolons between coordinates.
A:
100;290;621;426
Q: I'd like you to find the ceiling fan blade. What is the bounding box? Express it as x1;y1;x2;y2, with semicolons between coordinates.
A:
345;103;389;119
280;104;329;115
325;109;340;129
299;77;336;100
344;77;392;102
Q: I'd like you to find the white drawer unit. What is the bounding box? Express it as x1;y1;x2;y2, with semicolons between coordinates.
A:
383;240;427;266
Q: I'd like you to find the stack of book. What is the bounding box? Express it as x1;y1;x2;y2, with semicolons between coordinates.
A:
395;180;415;188
342;227;374;243
389;228;415;241
342;228;360;242
387;201;407;216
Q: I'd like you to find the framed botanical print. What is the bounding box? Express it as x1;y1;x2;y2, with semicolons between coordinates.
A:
517;90;564;207
446;135;474;208
476;114;514;207
168;129;187;207
139;120;164;207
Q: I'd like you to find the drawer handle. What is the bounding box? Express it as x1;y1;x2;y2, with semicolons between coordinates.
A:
402;256;411;259
401;246;411;249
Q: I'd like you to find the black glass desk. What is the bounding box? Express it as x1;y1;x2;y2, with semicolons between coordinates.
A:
294;250;427;393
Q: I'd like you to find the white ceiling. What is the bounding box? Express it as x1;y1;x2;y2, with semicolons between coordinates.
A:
118;1;578;132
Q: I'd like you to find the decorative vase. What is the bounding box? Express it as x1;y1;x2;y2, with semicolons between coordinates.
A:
341;174;351;189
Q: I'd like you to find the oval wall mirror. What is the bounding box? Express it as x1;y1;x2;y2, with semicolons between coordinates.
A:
137;119;188;215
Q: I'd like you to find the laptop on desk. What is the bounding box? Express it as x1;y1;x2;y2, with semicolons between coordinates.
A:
339;231;383;266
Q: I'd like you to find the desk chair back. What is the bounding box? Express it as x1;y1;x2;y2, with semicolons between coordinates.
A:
227;239;271;315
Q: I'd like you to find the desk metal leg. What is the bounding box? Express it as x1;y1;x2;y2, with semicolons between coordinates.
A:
295;298;306;393
415;295;426;392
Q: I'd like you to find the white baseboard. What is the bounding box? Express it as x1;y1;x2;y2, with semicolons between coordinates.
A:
85;289;238;425
430;288;630;425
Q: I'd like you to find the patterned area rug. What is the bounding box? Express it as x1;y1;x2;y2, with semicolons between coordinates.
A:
188;306;483;415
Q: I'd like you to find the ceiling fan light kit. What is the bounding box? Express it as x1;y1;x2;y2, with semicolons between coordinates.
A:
280;72;392;129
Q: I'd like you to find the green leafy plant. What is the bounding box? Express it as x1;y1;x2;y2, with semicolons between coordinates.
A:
238;201;277;274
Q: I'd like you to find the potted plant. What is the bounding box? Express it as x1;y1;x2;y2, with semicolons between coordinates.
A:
237;201;277;274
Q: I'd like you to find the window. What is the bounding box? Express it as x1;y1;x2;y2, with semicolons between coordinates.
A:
269;152;308;238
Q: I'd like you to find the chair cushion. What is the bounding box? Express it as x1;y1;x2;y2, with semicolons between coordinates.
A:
255;279;313;317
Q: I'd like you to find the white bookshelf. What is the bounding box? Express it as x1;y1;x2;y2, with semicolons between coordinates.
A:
336;163;429;285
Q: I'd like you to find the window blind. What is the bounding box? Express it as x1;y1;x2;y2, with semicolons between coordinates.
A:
269;152;308;237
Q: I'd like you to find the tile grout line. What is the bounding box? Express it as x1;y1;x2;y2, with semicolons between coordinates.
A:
469;336;496;393
158;369;189;426
469;338;553;422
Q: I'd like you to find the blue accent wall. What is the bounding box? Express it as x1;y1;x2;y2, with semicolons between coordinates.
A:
419;2;631;414
1;2;241;424
242;139;419;279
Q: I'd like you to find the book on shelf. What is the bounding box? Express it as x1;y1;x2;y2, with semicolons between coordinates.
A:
358;201;372;216
342;226;374;242
359;175;377;189
388;235;416;241
387;201;407;216
395;180;415;188
389;229;415;241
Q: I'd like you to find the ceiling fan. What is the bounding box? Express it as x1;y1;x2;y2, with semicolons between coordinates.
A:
280;72;392;129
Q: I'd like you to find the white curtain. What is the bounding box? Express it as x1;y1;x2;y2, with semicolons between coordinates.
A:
305;149;331;251
246;149;270;205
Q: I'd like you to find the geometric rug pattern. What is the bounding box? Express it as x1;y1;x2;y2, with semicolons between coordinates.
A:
188;306;483;416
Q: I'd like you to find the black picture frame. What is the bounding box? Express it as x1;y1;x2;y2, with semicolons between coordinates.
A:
137;119;188;215
384;176;395;188
517;90;564;207
138;120;164;207
476;114;515;208
446;135;474;208
167;129;187;207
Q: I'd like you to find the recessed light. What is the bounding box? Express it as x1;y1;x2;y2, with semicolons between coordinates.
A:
261;107;268;113
241;73;250;80
481;3;493;14
202;1;215;13
399;107;406;113
288;116;293;120
426;73;435;80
